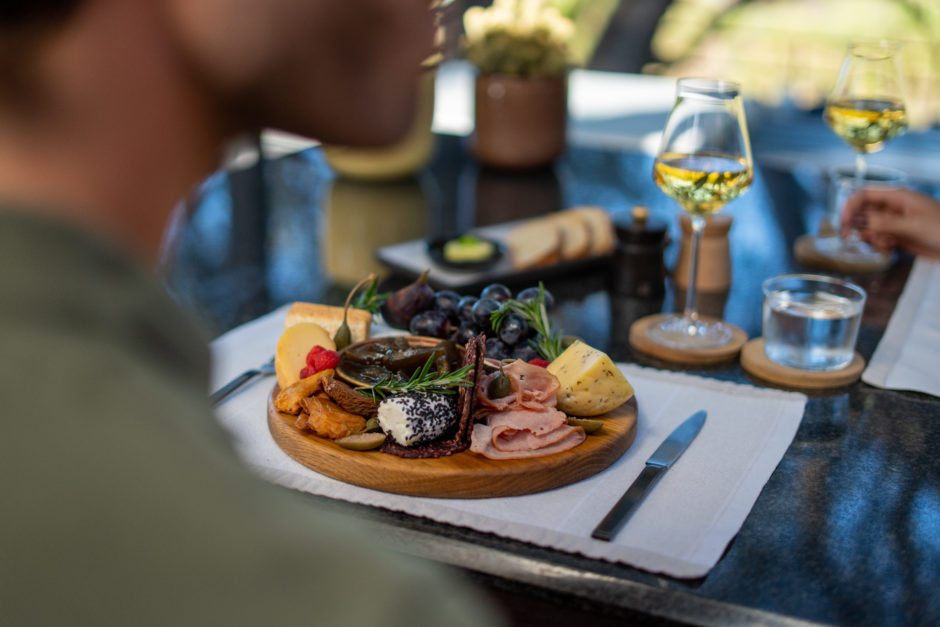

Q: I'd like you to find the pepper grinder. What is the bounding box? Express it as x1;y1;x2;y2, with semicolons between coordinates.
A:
612;206;668;297
674;213;732;292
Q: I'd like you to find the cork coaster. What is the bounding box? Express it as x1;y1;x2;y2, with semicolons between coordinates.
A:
740;338;865;390
793;234;892;274
629;313;747;365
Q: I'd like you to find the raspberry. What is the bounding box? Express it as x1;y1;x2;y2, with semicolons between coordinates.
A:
299;365;317;379
528;358;550;368
313;349;340;372
305;344;326;368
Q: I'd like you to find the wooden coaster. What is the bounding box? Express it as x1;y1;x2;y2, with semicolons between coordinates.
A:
793;234;892;273
740;338;865;390
629;313;747;365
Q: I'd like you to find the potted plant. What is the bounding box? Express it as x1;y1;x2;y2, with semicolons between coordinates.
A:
462;0;574;169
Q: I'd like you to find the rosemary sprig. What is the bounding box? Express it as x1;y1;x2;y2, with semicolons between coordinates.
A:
490;282;564;361
352;275;390;315
363;354;474;401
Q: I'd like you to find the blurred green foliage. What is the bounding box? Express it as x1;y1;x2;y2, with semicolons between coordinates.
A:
648;0;939;127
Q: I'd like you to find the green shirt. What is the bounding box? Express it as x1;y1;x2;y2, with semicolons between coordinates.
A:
0;210;500;626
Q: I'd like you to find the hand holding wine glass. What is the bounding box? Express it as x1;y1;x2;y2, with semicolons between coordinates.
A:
822;40;908;256
647;78;753;350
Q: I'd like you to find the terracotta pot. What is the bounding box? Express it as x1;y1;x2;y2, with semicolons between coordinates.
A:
472;73;567;169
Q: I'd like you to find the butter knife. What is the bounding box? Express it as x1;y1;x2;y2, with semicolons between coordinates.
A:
592;410;706;542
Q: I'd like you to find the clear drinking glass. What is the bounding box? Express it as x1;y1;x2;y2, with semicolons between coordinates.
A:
762;274;866;371
816;164;906;262
647;78;753;349
822;40;907;257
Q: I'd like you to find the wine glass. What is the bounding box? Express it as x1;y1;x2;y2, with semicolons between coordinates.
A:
822;40;907;256
648;78;753;349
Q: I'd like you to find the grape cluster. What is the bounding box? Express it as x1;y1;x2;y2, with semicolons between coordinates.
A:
407;283;555;361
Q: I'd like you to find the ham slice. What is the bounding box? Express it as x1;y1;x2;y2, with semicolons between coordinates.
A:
469;408;586;459
476;359;560;412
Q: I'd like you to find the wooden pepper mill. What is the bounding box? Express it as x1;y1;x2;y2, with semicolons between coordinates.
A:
674;213;733;292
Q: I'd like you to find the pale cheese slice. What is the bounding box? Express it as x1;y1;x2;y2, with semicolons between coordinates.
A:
275;322;336;390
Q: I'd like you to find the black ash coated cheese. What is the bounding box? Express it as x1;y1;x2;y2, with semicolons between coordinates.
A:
377;392;459;446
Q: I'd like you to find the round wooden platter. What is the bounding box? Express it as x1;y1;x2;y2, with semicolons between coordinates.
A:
267;387;638;499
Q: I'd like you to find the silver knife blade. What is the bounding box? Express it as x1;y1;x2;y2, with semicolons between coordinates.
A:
591;410;706;542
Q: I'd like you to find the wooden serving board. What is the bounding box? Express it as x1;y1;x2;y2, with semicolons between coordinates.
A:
268;388;638;499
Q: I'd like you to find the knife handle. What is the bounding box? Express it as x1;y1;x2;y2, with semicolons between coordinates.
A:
591;465;663;542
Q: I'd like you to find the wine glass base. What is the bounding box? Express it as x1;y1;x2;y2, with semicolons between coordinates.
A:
812;236;891;264
794;234;893;274
645;314;733;349
629;313;748;365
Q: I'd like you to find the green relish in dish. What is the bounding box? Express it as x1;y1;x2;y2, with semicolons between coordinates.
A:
443;235;496;263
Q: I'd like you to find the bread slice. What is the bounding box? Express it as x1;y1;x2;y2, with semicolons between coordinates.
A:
504;218;562;270
285;302;372;344
566;206;615;255
546;211;592;260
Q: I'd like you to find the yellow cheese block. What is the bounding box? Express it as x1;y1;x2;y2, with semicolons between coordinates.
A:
275;322;336;390
546;340;634;416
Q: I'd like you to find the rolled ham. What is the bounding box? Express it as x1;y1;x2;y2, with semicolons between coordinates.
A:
470;408;585;460
476;359;560;412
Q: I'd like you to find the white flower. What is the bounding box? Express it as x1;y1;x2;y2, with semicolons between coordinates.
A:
463;0;574;45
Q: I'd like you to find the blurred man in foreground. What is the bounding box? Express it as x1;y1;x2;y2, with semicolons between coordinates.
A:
0;1;502;624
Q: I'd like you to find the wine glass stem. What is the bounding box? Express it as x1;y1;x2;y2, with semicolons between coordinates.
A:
854;153;867;187
682;214;706;322
846;153;867;245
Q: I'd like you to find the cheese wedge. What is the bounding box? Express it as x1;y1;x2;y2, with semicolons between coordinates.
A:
546;340;634;416
275;322;336;390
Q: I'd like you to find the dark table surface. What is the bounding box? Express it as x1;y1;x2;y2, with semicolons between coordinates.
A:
162;129;940;627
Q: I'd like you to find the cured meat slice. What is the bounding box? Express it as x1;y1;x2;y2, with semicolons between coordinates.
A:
504;360;559;408
488;409;569;452
470;422;585;460
475;359;560;413
469;408;585;459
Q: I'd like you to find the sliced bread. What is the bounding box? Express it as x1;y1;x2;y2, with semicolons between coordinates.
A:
504;218;562;270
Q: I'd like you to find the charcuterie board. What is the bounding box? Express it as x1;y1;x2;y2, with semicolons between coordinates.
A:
268;388;638;498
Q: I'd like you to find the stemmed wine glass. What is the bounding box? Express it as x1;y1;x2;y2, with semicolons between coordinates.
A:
647;78;753;349
822;40;907;256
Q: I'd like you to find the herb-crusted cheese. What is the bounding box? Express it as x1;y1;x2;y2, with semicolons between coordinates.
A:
546;341;634;416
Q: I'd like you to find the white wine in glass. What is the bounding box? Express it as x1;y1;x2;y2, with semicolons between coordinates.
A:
822;40;907;256
648;78;753;349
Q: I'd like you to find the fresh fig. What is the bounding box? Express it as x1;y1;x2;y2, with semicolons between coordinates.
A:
380;269;435;329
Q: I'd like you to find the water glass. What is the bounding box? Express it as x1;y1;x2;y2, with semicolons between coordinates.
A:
762;274;866;371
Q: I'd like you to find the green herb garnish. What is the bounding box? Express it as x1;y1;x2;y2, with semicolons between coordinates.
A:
490;282;563;361
364;354;474;401
351;275;390;315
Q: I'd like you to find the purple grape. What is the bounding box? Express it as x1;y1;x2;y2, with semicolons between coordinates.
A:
497;312;528;346
484;337;511;361
456;295;478;322
471;297;501;329
454;321;482;346
516;286;555;311
409;309;451;339
511;343;540;362
434;290;461;321
480;283;512;303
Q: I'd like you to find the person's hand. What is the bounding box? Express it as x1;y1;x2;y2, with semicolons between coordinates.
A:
841;187;940;259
